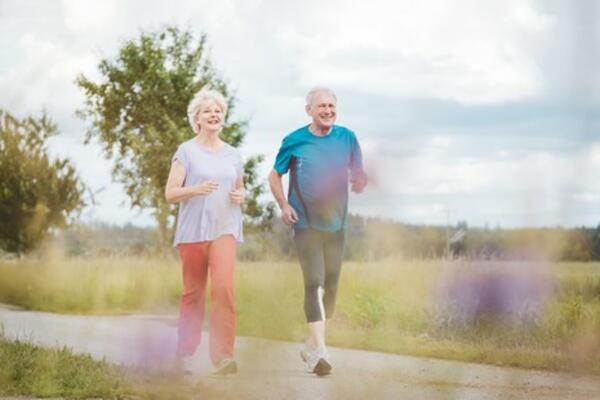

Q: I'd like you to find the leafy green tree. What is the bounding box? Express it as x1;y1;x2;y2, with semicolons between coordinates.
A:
76;26;273;251
0;110;85;254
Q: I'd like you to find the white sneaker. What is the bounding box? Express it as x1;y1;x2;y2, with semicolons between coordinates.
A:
303;346;331;376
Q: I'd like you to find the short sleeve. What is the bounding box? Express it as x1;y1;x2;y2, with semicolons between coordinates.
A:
273;135;294;175
172;144;187;171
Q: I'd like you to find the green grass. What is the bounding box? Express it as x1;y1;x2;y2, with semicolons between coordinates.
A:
0;331;230;399
0;257;181;314
1;256;599;377
0;332;130;398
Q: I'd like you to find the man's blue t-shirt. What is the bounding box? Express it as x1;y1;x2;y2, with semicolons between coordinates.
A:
274;124;366;232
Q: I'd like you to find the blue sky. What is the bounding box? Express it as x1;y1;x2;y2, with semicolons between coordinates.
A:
1;0;599;228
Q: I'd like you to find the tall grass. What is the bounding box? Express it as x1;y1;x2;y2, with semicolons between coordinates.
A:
0;254;599;374
0;332;226;399
0;333;131;398
0;256;181;314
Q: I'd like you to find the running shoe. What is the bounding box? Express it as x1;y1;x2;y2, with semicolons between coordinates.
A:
304;346;332;376
211;358;238;375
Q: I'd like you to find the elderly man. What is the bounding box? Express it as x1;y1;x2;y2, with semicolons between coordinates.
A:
268;87;368;376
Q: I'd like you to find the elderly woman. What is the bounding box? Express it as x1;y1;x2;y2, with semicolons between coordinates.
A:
165;88;245;375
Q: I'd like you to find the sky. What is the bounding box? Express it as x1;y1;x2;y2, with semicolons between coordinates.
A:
1;0;599;228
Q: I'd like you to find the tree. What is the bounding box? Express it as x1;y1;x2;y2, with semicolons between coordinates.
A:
0;110;85;254
76;26;273;252
593;225;600;261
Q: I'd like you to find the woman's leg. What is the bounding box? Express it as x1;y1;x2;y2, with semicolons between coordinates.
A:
207;235;237;364
176;242;209;357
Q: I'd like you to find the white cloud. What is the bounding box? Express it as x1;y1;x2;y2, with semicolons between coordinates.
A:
588;143;600;166
277;0;554;104
404;204;448;221
572;193;600;203
430;135;453;148
511;3;555;32
1;1;597;227
0;33;96;131
355;137;600;227
61;0;121;34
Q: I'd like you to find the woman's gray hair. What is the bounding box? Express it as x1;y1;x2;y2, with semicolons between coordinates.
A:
187;88;228;133
306;86;337;106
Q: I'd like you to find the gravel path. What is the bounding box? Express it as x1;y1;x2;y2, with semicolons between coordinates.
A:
1;304;599;400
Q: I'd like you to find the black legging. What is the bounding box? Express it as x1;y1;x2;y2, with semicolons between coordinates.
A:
294;229;345;323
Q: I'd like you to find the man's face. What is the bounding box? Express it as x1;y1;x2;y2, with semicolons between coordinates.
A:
306;92;337;130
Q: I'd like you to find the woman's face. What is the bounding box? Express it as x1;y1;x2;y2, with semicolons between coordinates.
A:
195;100;224;133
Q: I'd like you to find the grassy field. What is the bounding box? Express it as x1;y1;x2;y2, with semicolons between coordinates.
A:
0;254;599;377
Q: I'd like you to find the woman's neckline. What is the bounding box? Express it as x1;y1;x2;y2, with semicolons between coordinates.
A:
194;137;226;154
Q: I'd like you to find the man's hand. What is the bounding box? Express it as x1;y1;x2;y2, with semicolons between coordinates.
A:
269;169;299;224
281;203;299;225
229;187;245;205
351;173;368;193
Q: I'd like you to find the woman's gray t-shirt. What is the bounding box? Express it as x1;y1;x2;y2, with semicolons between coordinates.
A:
172;139;244;245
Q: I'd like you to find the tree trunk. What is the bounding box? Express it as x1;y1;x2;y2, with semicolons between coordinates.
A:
155;204;174;258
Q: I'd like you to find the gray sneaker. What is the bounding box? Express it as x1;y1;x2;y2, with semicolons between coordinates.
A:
304;346;331;376
211;358;238;375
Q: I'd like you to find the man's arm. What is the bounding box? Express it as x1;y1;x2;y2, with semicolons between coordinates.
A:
350;149;368;194
268;169;298;225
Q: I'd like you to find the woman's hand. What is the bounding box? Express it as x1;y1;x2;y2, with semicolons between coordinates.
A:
194;180;219;196
229;187;246;205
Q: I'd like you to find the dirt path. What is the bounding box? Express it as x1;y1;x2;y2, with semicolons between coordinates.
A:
1;304;599;400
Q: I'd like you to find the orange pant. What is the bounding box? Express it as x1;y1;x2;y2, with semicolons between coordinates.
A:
176;235;236;364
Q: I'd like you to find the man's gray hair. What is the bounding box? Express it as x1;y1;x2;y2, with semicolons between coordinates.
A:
187;88;228;133
306;86;337;106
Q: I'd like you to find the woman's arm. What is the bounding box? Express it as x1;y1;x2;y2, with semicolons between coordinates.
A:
229;174;246;205
164;160;219;203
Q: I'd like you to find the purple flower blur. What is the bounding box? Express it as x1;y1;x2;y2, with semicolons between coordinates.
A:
434;262;554;332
